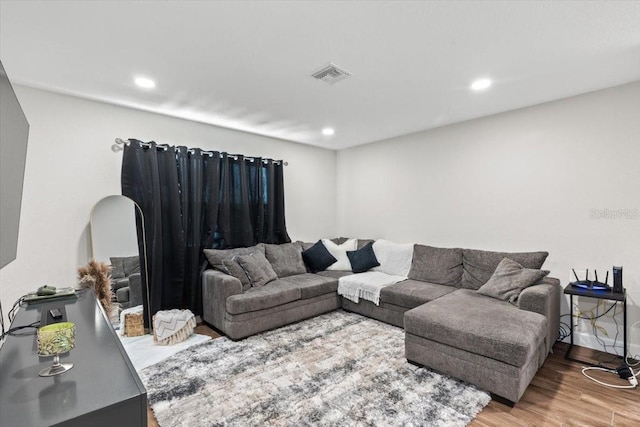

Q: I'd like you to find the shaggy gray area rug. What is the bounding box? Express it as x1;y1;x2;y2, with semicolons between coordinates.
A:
139;310;491;426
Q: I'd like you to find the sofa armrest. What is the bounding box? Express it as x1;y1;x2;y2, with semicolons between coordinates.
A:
202;269;243;332
128;273;143;308
517;276;561;354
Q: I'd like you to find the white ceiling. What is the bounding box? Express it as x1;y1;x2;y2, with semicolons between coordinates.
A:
1;1;639;150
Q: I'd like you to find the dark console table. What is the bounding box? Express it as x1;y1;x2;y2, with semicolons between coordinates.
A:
563;283;627;366
0;289;147;427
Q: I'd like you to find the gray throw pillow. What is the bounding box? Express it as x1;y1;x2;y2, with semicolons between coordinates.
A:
110;257;126;279
235;251;278;288
222;258;251;292
110;255;140;278
298;241;315;251
408;245;463;287
123;255;141;276
357;239;375;249
462;248;548;290
203;244;265;271
264;242;306;278
331;237;350;245
477;258;550;304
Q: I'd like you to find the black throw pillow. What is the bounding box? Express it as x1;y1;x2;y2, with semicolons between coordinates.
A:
347;242;380;273
302;240;337;273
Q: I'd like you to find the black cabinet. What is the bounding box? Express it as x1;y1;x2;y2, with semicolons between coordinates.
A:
0;290;147;427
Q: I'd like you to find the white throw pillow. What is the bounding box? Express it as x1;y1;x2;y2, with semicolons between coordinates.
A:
322;238;357;271
372;239;414;277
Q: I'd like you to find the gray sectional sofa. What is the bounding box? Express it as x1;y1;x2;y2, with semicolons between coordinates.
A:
201;239;560;404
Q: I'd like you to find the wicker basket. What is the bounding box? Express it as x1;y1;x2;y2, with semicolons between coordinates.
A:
123;312;144;337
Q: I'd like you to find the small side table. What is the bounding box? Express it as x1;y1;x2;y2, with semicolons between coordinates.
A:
563;284;627;366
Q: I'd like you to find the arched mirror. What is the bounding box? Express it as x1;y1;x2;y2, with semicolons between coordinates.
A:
90;195;150;329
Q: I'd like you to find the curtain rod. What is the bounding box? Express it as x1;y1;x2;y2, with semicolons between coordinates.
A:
112;138;288;166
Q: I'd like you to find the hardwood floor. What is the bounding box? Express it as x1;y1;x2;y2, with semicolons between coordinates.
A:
472;343;639;427
146;325;639;427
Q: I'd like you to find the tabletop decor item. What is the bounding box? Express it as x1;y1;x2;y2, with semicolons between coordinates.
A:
37;322;76;377
78;259;113;314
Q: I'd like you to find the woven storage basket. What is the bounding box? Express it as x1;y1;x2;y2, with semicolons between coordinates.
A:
123;312;144;337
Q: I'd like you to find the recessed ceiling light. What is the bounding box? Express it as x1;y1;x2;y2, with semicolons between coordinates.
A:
470;78;492;91
322;128;335;136
135;76;156;89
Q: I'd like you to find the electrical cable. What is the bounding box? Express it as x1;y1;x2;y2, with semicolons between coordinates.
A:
0;320;40;341
0;299;5;336
573;300;617;321
592;301;620;357
581;365;638;389
0;294;34;346
626;320;640;367
8;295;27;323
569;299;624;361
558;314;572;341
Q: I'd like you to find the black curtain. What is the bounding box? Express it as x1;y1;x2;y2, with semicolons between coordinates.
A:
121;139;289;321
216;155;290;248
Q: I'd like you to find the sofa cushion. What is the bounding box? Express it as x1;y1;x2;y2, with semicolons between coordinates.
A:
110;258;126;279
222;258;251;291
235;251;278;288
477;258;550;304
331;237;350;245
408;245;463;287
116;286;130;302
279;273;339;299
380;279;456;309
112;277;130;291
372;239;414;277
462;248;548;290
203;244;265;271
302;240;337;273
347;242;380;273
264;242;306;278
110;255;140;278
226;280;301;314
323;238;357;271
404;289;547;367
357;239;375;249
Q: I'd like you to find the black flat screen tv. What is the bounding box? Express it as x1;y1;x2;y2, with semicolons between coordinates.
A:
0;59;30;269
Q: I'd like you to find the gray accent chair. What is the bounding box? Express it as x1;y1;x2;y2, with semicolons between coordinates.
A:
110;256;143;309
201;240;560;405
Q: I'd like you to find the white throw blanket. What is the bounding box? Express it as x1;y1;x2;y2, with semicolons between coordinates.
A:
338;271;406;305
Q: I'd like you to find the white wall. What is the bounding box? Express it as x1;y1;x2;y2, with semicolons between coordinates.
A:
0;86;336;327
337;82;640;357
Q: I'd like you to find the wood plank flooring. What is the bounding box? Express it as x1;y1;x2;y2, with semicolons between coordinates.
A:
146;325;639;427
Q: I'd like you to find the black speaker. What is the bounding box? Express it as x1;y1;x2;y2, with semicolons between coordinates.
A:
613;266;623;293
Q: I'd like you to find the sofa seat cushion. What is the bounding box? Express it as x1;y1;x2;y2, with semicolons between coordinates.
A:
112;277;130;291
404;289;547;368
380;280;456;309
279;273;339;299
316;270;354;280
226;280;301;314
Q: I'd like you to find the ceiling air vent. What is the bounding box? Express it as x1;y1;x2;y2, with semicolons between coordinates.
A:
311;63;351;85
